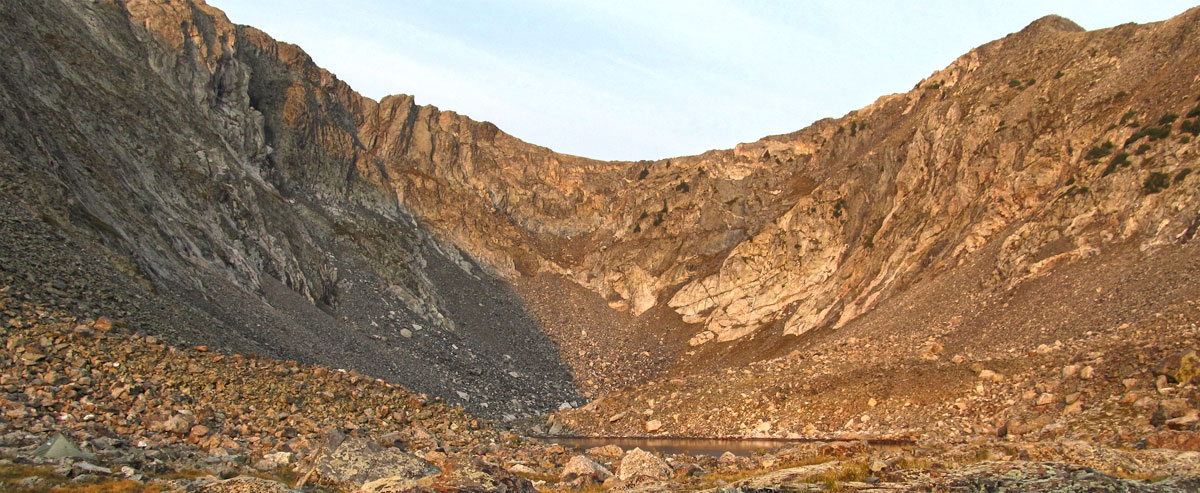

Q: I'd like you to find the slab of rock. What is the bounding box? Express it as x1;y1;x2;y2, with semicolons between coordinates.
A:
314;436;439;488
360;477;425;493
726;461;840;491
200;476;295;493
618;447;671;482
1146;431;1200;452
508;464;535;475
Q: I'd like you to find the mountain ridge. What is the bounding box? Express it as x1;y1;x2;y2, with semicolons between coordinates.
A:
4;0;1200;421
3;1;1200;490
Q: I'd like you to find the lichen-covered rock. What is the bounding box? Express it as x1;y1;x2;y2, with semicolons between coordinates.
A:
200;476;295;493
421;458;536;493
935;461;1200;492
314;437;438;488
1155;350;1200;385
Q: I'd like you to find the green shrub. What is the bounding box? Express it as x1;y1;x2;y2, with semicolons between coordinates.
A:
1176;168;1193;183
1157;113;1179;125
1009;79;1022;88
1085;141;1114;160
1125;126;1171;147
1102;152;1130;177
1144;172;1171;194
1102;162;1118;177
1187;104;1200;118
1120;110;1139;126
637;168;649;180
1181;119;1200;136
1054;71;1065;79
1147;126;1172;140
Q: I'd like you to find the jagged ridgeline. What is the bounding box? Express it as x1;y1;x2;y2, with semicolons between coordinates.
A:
2;0;1200;422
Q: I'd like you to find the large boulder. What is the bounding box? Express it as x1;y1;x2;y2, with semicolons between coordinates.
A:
561;454;613;485
1154;350;1200;385
313;436;439;488
617;448;671;482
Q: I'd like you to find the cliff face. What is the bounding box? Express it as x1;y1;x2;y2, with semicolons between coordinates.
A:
0;0;578;418
345;7;1200;385
4;0;1200;414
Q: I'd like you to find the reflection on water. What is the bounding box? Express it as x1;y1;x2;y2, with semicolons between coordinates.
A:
539;436;797;457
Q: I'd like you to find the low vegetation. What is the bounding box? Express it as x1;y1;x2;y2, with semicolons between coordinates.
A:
1085;141;1114;160
1143;171;1171;194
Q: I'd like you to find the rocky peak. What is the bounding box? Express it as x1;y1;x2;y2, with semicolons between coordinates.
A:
1019;14;1085;35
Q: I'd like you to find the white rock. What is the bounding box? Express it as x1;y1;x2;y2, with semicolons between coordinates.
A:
509;464;536;475
1080;365;1095;379
618;448;671;481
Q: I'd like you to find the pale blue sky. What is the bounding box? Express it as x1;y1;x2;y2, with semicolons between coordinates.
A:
207;1;1197;161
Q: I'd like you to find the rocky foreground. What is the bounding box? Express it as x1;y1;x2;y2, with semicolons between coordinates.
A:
3;284;1200;492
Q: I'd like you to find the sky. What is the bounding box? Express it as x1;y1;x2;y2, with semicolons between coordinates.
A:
207;1;1197;161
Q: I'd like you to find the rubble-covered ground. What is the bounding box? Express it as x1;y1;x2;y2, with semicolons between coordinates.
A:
4;283;1200;492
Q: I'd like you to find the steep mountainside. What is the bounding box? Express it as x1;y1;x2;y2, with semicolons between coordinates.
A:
385;11;1200;349
0;0;578;418
2;0;1200;431
356;9;1200;398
